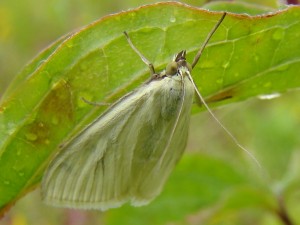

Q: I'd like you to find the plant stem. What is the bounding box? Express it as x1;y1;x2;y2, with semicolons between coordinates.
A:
276;195;294;225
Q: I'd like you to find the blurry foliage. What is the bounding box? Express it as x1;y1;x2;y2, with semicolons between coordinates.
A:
1;0;300;225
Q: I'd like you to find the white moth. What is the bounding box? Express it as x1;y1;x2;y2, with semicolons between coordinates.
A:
42;13;227;210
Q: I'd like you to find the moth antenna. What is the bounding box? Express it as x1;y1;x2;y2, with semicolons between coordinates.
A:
191;12;226;69
187;72;262;168
123;31;156;76
191;13;262;169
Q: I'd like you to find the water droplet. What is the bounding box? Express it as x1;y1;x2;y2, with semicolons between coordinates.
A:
66;41;73;48
222;61;230;69
18;172;25;177
216;78;223;84
170;17;176;23
272;29;284;41
200;60;215;69
128;12;137;18
25;132;38;141
258;93;281;100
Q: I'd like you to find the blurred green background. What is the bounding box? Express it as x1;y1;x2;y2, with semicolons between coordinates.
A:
1;0;300;224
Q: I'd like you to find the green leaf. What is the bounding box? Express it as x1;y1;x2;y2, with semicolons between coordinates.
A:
1;1;300;218
1;34;70;100
203;1;279;15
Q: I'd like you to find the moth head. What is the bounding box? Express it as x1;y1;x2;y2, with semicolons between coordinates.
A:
166;50;192;76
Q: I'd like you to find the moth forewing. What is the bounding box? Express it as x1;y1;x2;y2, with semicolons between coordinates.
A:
130;74;194;205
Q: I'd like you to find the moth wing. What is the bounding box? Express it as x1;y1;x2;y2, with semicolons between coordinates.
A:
42;77;194;210
42;91;139;210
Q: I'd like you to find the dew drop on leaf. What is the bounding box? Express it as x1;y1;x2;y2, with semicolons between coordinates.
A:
200;59;215;69
222;61;230;69
170;16;176;23
272;28;284;41
66;40;74;48
25;132;38;141
216;78;223;84
18;172;25;177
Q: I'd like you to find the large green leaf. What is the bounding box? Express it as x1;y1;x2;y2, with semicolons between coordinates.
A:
1;1;300;221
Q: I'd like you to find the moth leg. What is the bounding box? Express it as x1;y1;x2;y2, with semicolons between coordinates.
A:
123;31;156;76
81;97;111;106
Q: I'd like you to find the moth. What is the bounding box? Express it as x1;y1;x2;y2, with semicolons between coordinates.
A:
42;13;227;210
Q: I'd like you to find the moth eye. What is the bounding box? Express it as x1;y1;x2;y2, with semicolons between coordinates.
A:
166;61;178;75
